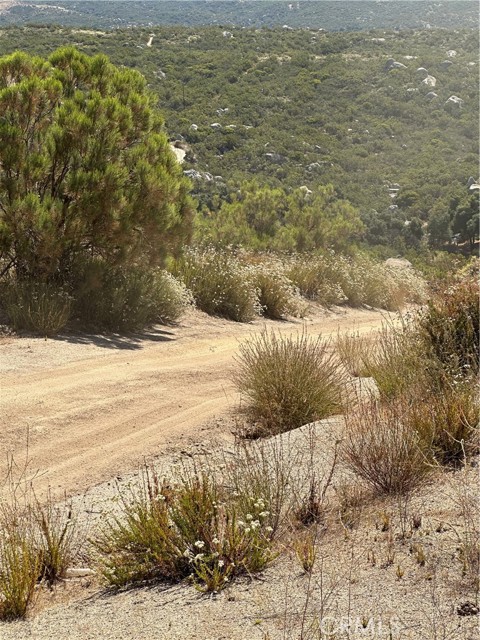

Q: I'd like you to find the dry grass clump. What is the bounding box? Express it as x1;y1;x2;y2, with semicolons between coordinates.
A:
0;466;80;620
94;464;276;592
335;329;374;377
454;469;480;591
172;247;260;322
0;509;40;620
340;270;479;497
234;330;345;437
339;319;427;400
1;280;72;335
407;383;479;466
342;398;432;495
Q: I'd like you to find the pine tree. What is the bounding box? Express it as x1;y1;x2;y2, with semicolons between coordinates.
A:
0;48;193;283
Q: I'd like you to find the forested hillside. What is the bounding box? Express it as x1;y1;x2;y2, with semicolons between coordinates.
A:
1;1;478;30
0;24;478;250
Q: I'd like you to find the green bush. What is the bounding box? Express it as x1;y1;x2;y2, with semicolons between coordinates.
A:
73;261;190;331
234;330;345;437
95;465;275;592
2;280;72;335
172;248;260;322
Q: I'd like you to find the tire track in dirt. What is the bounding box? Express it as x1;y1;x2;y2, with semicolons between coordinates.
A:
0;307;387;498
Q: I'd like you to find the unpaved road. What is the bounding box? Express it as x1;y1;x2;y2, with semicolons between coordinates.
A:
0;306;386;498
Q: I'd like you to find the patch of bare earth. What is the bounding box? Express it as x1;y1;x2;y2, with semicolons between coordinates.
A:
0;305;383;499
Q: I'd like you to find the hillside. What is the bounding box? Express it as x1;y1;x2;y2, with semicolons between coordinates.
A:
1;1;478;30
0;24;478;249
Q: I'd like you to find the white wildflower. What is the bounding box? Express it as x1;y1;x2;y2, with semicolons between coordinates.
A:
194;540;205;549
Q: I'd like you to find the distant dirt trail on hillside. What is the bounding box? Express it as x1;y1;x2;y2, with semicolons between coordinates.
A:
0;306;386;498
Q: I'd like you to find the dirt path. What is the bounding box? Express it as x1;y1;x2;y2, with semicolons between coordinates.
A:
0;306;386;498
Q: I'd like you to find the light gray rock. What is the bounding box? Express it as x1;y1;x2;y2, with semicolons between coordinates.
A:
385;58;407;71
190;124;198;131
422;75;436;87
65;568;95;579
416;67;429;77
444;95;464;109
425;91;438;100
440;60;453;69
210;122;222;129
183;169;203;180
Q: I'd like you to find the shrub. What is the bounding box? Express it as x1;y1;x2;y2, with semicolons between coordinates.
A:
285;253;426;311
234;330;345;437
95;465;275;592
332;255;426;310
2;280;72;335
406;383;479;466
285;255;345;306
245;260;301;319
342;398;431;496
418;274;479;379
73;261;190;331
172;248;259;322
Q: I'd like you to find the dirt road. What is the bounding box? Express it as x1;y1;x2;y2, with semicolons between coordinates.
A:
0;306;386;498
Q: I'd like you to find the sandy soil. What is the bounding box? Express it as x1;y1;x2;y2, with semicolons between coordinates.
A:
1;418;478;640
0;305;386;500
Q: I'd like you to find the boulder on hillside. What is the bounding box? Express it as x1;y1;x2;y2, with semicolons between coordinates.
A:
440;60;453;69
416;67;429;77
385;58;407;71
425;91;438;100
444;95;464;110
422;75;437;87
385;257;413;270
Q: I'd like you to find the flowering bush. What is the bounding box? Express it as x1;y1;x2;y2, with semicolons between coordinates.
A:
243;257;302;319
172;247;260;322
95;466;275;592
